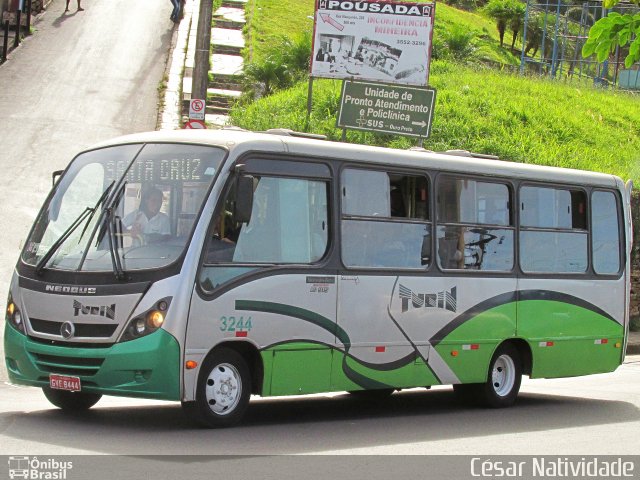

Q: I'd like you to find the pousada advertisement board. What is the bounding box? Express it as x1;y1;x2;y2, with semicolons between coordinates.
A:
311;0;435;86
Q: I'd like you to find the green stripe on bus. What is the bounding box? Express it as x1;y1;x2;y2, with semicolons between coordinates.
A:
236;300;351;348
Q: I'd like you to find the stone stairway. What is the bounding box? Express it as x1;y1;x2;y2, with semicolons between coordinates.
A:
206;0;246;126
162;0;247;129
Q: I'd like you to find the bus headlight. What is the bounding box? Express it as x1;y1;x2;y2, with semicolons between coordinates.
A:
119;298;171;343
6;296;25;334
135;318;147;335
148;311;164;329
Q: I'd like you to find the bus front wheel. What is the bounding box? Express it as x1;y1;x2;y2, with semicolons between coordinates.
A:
42;387;102;411
183;347;251;428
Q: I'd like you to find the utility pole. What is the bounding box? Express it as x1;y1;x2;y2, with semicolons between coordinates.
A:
192;0;213;102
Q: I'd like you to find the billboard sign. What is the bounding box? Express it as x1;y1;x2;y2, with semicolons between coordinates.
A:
311;0;435;86
337;80;436;138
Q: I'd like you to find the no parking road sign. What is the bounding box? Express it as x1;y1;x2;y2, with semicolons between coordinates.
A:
184;119;206;129
189;99;206;120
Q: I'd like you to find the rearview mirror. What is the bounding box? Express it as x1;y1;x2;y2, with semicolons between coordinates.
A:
52;170;64;188
234;175;254;224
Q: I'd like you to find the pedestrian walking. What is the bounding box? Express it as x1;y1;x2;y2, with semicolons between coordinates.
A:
169;0;181;22
65;0;83;11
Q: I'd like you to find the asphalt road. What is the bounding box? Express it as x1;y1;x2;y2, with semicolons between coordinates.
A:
0;0;174;321
1;356;639;455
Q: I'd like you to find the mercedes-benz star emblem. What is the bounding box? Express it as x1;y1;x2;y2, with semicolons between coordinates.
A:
60;321;75;339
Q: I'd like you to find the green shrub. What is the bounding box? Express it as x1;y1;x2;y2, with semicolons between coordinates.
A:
241;32;312;100
442;25;479;62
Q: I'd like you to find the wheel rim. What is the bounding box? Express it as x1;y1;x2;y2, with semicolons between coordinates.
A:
204;363;242;415
491;354;515;397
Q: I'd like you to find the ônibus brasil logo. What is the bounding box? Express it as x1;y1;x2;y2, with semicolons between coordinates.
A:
399;285;457;313
8;456;73;479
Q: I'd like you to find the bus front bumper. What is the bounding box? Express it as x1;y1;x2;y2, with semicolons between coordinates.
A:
4;325;180;401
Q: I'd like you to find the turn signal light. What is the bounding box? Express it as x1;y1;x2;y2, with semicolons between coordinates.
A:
185;361;198;370
7;302;15;316
451;350;459;357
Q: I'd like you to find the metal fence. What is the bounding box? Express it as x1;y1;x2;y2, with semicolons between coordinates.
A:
519;0;640;88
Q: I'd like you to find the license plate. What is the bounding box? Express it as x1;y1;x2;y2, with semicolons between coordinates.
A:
49;374;81;392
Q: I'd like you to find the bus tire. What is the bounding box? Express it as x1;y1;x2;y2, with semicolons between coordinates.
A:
184;347;251;428
42;387;102;411
480;343;522;408
453;344;522;408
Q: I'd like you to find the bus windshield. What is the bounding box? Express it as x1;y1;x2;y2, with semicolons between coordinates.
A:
22;143;225;274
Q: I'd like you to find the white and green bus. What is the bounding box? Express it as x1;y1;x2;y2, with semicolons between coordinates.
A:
4;128;633;427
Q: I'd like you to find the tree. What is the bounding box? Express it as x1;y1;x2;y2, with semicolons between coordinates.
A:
484;0;526;48
484;0;513;47
582;0;640;68
510;2;527;50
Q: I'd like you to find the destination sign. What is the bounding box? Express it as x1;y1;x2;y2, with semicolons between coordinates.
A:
105;157;215;183
99;144;223;184
337;80;436;138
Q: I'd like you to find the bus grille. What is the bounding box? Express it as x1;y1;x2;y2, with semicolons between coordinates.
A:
30;352;105;377
30;318;118;338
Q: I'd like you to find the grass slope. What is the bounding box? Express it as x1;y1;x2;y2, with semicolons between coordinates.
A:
244;0;315;61
236;0;640;181
230;60;640;182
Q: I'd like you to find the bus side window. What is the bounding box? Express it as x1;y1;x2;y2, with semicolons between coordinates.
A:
200;175;330;290
520;185;588;274
592;190;621;274
436;176;514;272
341;168;430;269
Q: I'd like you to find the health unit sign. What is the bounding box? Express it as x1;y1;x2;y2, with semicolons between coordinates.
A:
311;0;435;86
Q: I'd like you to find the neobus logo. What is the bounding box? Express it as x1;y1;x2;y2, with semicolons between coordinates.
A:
45;284;97;295
73;300;116;320
399;285;457;313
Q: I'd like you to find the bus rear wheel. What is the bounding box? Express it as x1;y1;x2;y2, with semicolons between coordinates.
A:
183;347;251;428
454;343;522;408
42;387;102;411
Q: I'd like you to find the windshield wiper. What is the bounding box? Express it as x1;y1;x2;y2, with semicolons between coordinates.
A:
105;207;125;280
104;181;127;280
36;182;116;276
35;207;93;275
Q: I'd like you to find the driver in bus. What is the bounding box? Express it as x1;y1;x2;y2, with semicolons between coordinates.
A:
123;187;171;244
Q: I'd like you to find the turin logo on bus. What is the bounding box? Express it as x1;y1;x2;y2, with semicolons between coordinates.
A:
399;285;457;313
73;300;116;320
